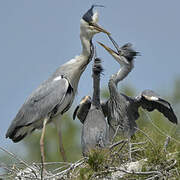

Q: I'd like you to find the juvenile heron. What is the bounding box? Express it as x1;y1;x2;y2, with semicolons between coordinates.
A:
6;5;110;170
74;54;109;156
74;37;178;139
98;36;177;138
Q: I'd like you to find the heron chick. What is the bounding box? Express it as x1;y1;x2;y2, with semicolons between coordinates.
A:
75;56;109;156
6;5;110;173
98;36;177;139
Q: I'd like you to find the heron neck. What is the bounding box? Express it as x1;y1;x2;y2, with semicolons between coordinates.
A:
92;71;101;107
113;65;132;86
108;65;132;97
59;36;93;92
80;34;92;57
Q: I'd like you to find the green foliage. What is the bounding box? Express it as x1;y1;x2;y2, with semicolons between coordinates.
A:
79;167;93;180
1;79;180;179
87;149;107;172
76;123;180;179
78;149;110;180
101;88;110;100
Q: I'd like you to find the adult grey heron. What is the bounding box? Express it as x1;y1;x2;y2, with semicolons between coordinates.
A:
74;54;109;156
98;36;177;138
6;5;110;169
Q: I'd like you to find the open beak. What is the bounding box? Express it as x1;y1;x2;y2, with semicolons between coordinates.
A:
108;35;120;52
90;22;110;35
98;41;119;57
97;35;121;58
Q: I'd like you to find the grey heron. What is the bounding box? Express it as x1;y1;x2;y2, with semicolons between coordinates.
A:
5;5;110;171
98;36;177;138
74;54;109;156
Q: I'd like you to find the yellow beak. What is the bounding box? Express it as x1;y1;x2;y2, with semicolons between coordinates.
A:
90;23;111;35
97;41;118;56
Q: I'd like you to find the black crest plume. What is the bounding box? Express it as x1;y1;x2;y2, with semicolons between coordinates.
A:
82;5;104;23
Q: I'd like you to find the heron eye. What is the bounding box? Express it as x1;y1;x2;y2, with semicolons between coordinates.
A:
88;22;93;26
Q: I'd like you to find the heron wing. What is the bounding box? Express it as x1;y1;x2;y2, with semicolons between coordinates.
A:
73;97;91;123
73;105;79;120
101;100;109;117
140;90;177;124
6;77;70;139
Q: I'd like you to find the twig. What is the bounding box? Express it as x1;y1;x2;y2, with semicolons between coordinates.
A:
33;161;71;166
165;159;177;171
111;125;120;143
128;138;132;162
145;174;161;180
134;127;155;147
0;146;38;178
117;140;128;153
0;163;16;174
52;164;70;172
0;173;15;180
0;146;29;168
164;136;171;153
126;148;145;154
143;110;180;144
48;158;85;178
0;147;40;179
109;167;161;176
175;168;180;177
109;140;127;150
90;166;162;179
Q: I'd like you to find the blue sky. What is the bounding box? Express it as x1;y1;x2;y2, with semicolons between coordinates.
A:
0;0;180;148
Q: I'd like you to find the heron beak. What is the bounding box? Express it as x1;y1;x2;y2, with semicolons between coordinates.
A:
97;41;119;58
108;35;120;52
90;23;110;35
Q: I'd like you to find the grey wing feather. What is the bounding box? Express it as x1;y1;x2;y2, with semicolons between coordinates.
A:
6;77;70;139
101;100;109;117
73;97;91;123
73;105;79;120
139;90;178;124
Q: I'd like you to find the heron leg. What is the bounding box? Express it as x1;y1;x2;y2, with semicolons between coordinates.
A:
54;116;67;162
57;128;67;162
40;117;48;180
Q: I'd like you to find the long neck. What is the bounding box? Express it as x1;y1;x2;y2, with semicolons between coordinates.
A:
92;70;101;108
58;34;93;92
80;34;92;57
69;35;93;91
113;65;132;86
108;65;132;97
73;35;93;76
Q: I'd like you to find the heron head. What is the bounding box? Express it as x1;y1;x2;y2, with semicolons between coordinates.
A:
98;35;139;66
80;5;110;38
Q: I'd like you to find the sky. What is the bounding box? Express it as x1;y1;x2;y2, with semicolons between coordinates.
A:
0;0;180;149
